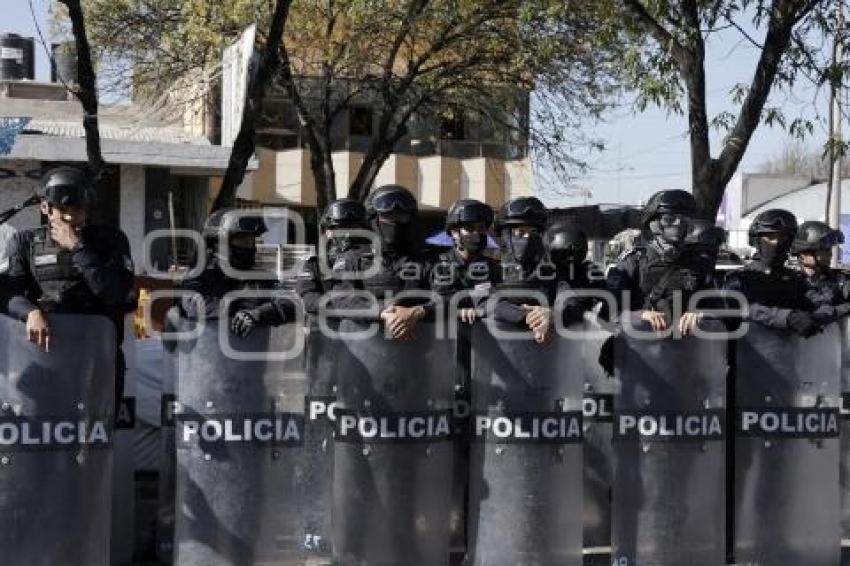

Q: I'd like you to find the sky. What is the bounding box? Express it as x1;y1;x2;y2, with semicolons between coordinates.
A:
4;1;837;209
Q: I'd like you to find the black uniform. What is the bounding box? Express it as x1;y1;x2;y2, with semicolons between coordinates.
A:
800;269;850;320
3;224;136;398
607;245;709;317
176;263;295;324
430;248;501;315
328;247;431;313
722;260;826;329
491;261;557;325
555;260;607;325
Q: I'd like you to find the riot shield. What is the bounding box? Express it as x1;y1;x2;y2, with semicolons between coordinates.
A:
577;315;617;555
467;321;583;566
156;335;178;563
0;313;116;566
296;318;336;562
734;322;840;565
841;317;850;550
173;320;308;566
611;318;727;566
333;319;455;566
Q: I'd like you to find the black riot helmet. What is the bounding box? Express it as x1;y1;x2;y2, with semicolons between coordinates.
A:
748;208;797;268
202;208;267;241
202;208;267;271
366;184;418;221
445;199;494;232
546;223;588;264
642;190;696;256
366;184;418;253
495;196;548;233
686;219;727;250
41;166;92;208
791;220;844;254
497;197;548;269
640;189;696;228
320;198;367;230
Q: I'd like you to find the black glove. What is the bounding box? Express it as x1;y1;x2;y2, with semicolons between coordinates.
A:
598;335;615;377
787;310;821;338
231;310;257;338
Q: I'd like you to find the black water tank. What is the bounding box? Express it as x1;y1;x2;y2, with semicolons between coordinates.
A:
50;41;77;85
0;34;35;80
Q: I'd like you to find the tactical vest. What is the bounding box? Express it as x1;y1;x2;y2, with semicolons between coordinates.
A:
27;227;97;312
638;252;699;312
358;253;413;298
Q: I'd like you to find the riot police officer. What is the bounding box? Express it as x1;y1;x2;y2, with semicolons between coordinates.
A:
791;220;850;316
431;198;500;323
176;208;295;336
297;198;369;315
329;184;430;339
2;166;136;394
547;222;608;324
683;219;728;288
606;189;707;335
491;196;554;343
723;209;822;336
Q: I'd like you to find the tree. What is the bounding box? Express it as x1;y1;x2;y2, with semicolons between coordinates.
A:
758;142;850;178
54;0;104;178
594;0;847;218
211;0;291;213
75;0;620;211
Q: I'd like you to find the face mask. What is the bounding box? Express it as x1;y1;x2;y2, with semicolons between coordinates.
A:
376;219;412;253
227;244;257;271
457;232;486;255
757;239;790;268
510;234;544;267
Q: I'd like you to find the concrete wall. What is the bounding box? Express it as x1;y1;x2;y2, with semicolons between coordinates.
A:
119;165;145;273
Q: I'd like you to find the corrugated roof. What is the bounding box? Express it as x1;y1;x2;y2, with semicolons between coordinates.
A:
0;96;211;146
23;119;210;145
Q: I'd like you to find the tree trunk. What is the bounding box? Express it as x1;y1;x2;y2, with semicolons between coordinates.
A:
58;0;104;178
211;0;292;214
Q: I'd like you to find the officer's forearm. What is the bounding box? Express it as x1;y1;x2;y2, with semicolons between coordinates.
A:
745;303;792;329
8;295;38;322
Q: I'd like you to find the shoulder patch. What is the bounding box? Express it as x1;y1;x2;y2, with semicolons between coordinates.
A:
617;246;643;263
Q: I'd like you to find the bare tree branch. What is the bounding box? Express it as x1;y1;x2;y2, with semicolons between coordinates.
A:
211;0;292;213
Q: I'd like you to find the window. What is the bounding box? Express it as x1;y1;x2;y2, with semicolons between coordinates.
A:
349;106;373;137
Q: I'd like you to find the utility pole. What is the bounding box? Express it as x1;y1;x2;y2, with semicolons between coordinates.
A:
828;2;844;266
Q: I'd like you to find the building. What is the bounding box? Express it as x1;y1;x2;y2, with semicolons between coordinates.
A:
0;79;251;272
213;28;534;214
717;172;850;262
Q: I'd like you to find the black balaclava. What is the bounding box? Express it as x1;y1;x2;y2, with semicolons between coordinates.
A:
456;231;487;256
374;216;413;255
647;215;690;261
756;236;792;269
506;230;545;271
226;239;257;271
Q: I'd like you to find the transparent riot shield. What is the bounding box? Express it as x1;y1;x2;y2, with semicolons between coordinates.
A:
173;320;307;566
734;322;841;566
297;317;337;562
611;318;727;566
156;335;178;563
577;315;617;556
0;314;116;566
332;319;455;566
841;317;850;551
467;321;583;566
